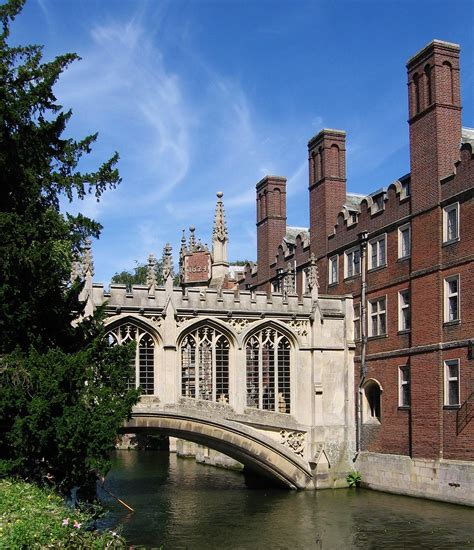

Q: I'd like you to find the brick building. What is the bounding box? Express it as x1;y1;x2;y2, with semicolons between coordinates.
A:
241;39;474;466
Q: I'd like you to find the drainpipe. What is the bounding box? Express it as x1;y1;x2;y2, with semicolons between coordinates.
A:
356;230;368;456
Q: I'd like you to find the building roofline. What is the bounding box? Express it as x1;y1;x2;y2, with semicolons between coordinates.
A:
407;39;460;68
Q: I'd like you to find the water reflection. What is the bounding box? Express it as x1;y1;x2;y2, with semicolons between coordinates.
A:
99;451;474;549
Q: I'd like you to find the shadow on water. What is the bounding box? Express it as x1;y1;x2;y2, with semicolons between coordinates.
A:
98;450;474;550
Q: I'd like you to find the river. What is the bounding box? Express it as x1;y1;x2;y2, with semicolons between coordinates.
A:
98;450;474;549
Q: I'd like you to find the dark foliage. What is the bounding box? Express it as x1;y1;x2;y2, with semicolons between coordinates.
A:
0;0;140;497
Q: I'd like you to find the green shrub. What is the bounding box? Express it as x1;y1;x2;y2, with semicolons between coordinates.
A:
346;470;362;488
0;479;125;548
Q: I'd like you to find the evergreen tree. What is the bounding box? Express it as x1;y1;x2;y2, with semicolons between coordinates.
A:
0;0;140;497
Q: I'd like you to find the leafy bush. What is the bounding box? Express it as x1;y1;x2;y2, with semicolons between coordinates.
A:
346;470;362;488
0;479;126;548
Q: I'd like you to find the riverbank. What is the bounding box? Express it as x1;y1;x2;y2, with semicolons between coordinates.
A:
0;479;126;548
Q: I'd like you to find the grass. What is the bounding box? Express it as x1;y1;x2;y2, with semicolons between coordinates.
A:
0;478;126;548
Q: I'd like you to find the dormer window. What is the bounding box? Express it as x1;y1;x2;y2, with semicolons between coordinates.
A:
401;180;410;199
350;212;358;224
373;194;384;213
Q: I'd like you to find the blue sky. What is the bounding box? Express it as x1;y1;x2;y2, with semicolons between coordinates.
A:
10;0;474;283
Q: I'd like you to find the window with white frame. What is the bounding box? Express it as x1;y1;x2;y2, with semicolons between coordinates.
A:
398;290;410;331
401;179;410;199
444;275;460;322
369;235;387;269
398;224;411;259
399;366;410;407
353;303;361;341
373;194;384;213
345;247;361;278
369;297;386;337
444;359;460;406
443;203;459;243
329;255;338;285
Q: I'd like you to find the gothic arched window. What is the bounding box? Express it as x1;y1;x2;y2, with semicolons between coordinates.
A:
246;328;291;414
105;323;156;395
181;326;230;403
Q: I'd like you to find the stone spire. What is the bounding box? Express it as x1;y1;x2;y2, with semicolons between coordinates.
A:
82;238;94;296
307;253;319;300
82;238;94;278
189;226;196;252
70;256;82;283
180;229;187;258
211;192;229;287
284;261;296;295
162;243;173;281
213;191;228;242
147;253;157;295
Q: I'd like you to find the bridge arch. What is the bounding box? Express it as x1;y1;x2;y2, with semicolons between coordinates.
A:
122;411;314;489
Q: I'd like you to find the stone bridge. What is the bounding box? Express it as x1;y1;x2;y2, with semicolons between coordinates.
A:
83;263;356;489
122;410;313;489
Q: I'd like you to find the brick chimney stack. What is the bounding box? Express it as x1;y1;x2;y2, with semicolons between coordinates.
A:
256;175;287;289
407;40;462;213
308;129;347;259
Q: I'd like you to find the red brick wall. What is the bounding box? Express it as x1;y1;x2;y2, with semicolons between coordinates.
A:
256;176;287;288
240;40;474;463
308;130;347;259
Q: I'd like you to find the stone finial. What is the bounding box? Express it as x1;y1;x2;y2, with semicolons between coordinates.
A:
82;238;94;278
180;229;187;258
147;254;157;293
285;261;295;294
70;256;82;283
213;191;228;243
162;243;173;281
189;226;196;252
307;253;319;292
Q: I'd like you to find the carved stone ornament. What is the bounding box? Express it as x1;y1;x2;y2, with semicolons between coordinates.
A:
280;430;306;457
148;315;163;328
285;319;309;338
70;258;82;283
162;243;173;280
223;317;251;334
147;253;157;292
212;191;228;242
82;238;94;277
176;315;191;327
307;253;319;291
284;261;295;294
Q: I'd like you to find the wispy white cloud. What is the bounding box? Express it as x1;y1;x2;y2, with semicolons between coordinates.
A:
56;15;192;212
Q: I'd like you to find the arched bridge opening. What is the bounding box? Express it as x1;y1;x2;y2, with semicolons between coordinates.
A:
121;412;314;490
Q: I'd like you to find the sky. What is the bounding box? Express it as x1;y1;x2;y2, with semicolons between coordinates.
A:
9;0;474;283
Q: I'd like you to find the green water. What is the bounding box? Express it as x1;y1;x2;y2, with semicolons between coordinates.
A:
99;450;474;549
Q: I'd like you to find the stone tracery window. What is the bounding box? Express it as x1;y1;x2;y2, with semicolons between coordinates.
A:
105;323;156;395
246;328;291;414
181;326;229;403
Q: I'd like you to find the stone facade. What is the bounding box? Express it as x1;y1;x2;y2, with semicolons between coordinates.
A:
82;240;356;488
